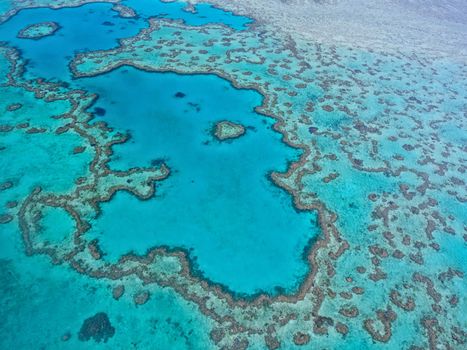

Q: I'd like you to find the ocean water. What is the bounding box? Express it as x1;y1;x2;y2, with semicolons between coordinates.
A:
0;243;214;349
0;1;250;81
123;0;252;29
0;1;316;347
0;0;315;295
80;66;318;295
0;2;259;348
1;0;466;349
0;3;142;80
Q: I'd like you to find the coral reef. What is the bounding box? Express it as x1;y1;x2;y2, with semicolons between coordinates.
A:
213;120;245;141
0;0;465;348
78;312;115;342
17;21;59;39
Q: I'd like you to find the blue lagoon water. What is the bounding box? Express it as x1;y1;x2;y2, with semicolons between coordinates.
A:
123;0;252;29
0;3;143;80
0;1;250;81
0;1;318;347
82;67;318;295
0;0;316;295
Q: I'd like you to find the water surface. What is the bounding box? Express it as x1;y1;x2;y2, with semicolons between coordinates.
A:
82;66;319;295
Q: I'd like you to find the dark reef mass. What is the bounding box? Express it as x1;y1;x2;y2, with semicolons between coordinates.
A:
78;312;115;343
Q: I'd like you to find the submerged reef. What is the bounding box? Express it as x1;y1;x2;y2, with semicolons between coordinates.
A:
78;312;115;343
213;120;245;141
0;0;466;349
17;21;59;39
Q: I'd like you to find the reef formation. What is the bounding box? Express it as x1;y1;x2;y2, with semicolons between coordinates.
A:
17;21;59;39
213;120;245;141
0;0;465;349
78;312;115;343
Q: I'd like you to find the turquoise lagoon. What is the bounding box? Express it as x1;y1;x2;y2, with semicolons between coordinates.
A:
0;3;143;80
0;0;315;294
0;1;318;348
0;48;214;350
82;66;319;295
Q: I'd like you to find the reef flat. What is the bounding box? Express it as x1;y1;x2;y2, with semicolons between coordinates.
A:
213;120;245;141
0;0;466;349
17;20;59;39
